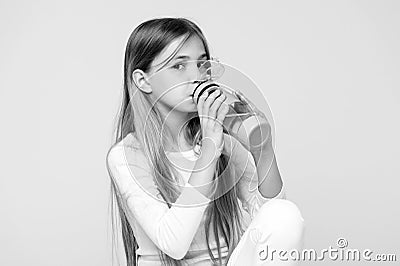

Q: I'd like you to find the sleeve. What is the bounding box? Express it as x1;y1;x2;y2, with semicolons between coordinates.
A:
106;145;211;260
223;134;286;221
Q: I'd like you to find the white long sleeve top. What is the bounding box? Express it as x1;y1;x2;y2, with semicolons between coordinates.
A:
106;132;286;265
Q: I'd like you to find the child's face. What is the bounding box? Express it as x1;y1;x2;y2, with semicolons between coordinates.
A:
146;35;208;113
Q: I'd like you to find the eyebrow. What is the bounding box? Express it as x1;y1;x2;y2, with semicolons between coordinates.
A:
171;53;207;61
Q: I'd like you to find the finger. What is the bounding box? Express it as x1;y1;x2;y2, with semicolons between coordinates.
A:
216;99;230;126
235;90;267;120
197;93;207;125
208;90;224;119
236;90;256;111
203;89;222;121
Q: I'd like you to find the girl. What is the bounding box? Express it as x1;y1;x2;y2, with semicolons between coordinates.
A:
106;17;305;266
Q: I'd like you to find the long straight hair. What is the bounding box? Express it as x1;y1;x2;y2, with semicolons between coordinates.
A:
106;17;246;266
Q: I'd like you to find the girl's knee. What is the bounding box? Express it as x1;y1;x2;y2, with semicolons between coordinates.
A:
250;199;306;253
258;199;305;229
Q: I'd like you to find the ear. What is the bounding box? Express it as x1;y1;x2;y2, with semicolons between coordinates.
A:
132;69;152;93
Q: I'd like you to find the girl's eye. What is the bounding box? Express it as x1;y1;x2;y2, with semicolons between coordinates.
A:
171;63;186;70
197;60;207;68
197;60;211;72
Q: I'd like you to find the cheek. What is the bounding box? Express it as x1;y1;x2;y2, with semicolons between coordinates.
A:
151;75;188;100
151;74;180;94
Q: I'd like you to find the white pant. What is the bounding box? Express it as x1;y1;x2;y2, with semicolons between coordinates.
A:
227;199;305;266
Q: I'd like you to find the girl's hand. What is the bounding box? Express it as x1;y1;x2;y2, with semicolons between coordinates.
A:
234;90;272;153
196;87;229;161
234;90;269;126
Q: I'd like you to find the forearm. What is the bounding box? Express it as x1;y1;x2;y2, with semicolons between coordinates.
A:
251;138;283;198
188;142;219;199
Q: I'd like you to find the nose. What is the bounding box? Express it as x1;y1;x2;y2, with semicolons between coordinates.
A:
187;61;205;83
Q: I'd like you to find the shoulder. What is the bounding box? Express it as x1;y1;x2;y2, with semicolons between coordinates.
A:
106;132;148;168
106;133;158;195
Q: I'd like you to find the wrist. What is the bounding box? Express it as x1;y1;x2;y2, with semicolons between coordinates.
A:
200;137;224;160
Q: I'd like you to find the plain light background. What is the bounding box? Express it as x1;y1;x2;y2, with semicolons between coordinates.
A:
1;0;399;265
